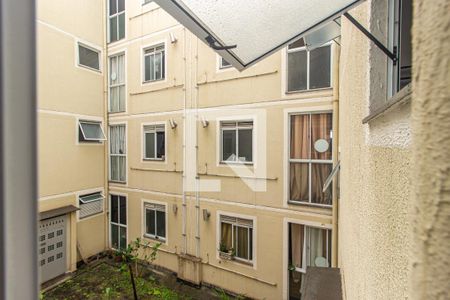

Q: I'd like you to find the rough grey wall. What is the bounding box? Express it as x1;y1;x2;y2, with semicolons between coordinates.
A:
339;1;411;299
410;0;450;298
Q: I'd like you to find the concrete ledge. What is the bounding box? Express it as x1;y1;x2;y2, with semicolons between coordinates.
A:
363;83;412;124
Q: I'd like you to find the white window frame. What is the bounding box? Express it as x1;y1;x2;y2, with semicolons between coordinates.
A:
290;224;331;274
282;218;332;300
216;211;257;268
108;0;126;43
109;193;128;250
142;122;166;161
142;42;166;84
108;51;127;113
78;120;106;143
387;0;411;98
109;122;127;183
285;40;333;93
76;41;102;73
287;110;333;207
142;200;168;243
219;120;254;165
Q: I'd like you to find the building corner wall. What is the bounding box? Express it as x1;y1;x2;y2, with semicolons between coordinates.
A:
410;0;450;298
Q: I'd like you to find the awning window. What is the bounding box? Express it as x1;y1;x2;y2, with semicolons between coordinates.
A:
154;0;363;70
79;120;106;142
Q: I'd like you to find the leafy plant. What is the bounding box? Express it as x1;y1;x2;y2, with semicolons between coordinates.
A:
115;237;161;300
215;288;231;300
219;242;229;253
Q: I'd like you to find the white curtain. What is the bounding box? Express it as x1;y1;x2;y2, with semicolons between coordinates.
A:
110;125;126;181
307;227;327;267
109;54;125;112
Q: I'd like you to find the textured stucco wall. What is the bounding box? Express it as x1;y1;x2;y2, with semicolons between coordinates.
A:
410;0;450;298
339;1;411;299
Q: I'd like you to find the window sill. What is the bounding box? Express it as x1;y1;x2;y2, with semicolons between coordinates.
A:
143;158;165;162
142;78;165;85
288;200;332;209
285;86;332;95
219;161;254;166
362;83;412;124
143;234;166;243
109;180;127;185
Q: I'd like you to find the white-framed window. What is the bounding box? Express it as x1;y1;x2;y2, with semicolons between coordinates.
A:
78;120;106;143
219;57;232;69
143;44;165;82
77;43;101;72
79;192;104;219
109;124;126;182
220;120;253;163
286;38;331;92
143;202;166;241
387;0;412;96
219;215;253;264
108;0;125;43
288;223;331;294
110;194;127;250
109;53;126;113
288;112;333;206
143;124;165;161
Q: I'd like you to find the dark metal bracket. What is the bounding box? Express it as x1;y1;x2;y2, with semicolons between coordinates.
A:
205;35;237;50
343;12;397;65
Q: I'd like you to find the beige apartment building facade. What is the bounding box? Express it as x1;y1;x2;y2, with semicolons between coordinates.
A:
37;0;339;299
106;2;338;299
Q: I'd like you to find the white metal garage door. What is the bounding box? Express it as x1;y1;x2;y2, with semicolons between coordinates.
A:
39;215;67;283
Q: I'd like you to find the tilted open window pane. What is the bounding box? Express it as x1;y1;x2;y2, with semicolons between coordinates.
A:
79;121;106;142
79;192;104;219
154;0;360;70
78;44;100;71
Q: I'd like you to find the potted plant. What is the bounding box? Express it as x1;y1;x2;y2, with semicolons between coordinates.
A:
218;242;235;260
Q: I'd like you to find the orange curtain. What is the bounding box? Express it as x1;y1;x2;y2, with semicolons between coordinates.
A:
290;224;304;269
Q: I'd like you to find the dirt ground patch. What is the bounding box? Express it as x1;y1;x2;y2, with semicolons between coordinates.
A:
43;260;239;300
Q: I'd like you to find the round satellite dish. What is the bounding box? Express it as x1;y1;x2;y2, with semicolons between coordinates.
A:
314;139;329;153
315;256;329;267
111;72;117;81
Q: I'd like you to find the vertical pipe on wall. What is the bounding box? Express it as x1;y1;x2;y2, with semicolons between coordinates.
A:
194;38;200;258
103;0;110;251
331;42;340;268
181;28;187;254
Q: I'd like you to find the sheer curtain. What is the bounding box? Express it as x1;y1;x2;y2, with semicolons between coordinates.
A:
290;223;304;269
110;125;126;182
221;223;232;250
109;54;125;112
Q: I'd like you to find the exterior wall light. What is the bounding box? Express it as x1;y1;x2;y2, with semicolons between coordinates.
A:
169;118;177;129
172;203;178;215
202;209;210;221
201;117;209;128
